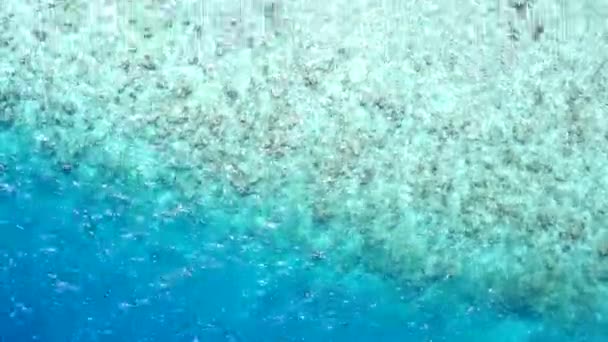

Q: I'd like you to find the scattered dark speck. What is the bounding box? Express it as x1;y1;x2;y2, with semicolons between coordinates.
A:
61;163;73;174
246;36;255;48
32;29;48;42
140;55;157;70
193;25;202;37
143;27;153;39
532;23;544;41
225;87;239;103
510;0;530;18
119;60;130;72
62;101;77;115
507;22;520;42
176;85;192;99
264;2;279;20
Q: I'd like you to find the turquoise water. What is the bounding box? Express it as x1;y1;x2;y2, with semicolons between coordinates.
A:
0;126;605;341
3;1;608;340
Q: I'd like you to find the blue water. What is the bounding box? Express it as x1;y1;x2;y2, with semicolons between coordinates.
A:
0;130;605;341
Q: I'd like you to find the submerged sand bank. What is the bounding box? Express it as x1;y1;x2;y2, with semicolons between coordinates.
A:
2;0;608;324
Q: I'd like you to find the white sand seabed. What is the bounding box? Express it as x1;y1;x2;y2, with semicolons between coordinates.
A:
3;0;608;323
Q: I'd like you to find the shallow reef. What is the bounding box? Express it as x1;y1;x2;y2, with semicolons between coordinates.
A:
2;0;608;328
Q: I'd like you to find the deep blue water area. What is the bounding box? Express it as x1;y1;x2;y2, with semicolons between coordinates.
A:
0;129;606;341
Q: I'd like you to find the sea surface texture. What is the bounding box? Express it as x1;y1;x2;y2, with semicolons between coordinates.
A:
2;0;608;341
